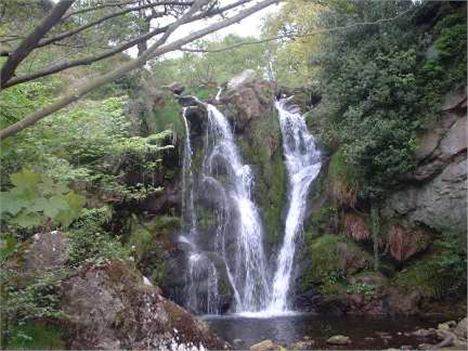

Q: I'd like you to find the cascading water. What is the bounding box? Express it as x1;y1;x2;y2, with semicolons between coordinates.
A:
267;98;322;312
203;104;271;312
181;108;219;315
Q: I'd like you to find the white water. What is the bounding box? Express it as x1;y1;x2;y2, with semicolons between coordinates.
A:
186;253;219;314
267;98;322;312
205;104;271;312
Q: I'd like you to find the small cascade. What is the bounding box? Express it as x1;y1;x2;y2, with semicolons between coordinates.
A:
267;98;322;312
181;108;219;315
186;253;219;314
203;104;271;312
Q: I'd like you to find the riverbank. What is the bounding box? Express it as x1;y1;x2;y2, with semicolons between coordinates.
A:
205;314;467;350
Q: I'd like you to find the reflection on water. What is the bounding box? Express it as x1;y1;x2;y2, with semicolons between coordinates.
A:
203;313;443;350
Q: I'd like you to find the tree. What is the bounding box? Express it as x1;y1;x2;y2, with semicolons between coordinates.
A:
0;0;278;140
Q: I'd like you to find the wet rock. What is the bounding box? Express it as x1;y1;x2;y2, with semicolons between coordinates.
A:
249;339;280;351
233;338;244;347
326;335;352;345
165;82;185;95
400;345;412;350
453;317;467;340
418;343;433;350
61;261;226;350
438;321;457;331
412;328;438;338
290;340;315;350
177;95;203;107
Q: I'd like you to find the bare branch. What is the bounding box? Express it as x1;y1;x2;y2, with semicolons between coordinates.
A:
0;0;74;87
38;1;195;49
62;0;140;20
2;0;253;88
179;7;414;53
0;0;278;140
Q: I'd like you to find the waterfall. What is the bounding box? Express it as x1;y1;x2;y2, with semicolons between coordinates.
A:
267;98;322;312
181;108;219;315
203;104;271;312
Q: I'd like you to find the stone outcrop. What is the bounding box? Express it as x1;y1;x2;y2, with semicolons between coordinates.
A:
19;232;227;350
221;70;276;132
383;89;467;234
61;261;227;350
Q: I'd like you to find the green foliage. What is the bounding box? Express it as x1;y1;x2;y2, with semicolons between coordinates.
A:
5;322;65;350
66;207;130;267
0;169;85;230
346;282;376;297
293;0;467;200
151;34;269;87
303;234;371;296
2;272;65;323
393;233;467;299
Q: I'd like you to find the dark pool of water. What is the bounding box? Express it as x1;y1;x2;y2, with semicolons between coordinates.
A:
204;313;446;350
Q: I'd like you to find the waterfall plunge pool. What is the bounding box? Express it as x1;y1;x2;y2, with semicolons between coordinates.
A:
203;313;444;350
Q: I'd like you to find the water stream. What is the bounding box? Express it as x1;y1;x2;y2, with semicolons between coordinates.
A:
204;104;271;312
267;98;322;312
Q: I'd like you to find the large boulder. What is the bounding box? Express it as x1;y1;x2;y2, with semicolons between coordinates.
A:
61;261;227;350
221;70;276;132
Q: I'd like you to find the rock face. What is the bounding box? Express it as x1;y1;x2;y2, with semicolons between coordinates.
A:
383;89;467;234
61;261;227;350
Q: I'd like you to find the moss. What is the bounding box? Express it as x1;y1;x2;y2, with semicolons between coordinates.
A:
5;322;65;350
236;109;287;247
393;239;467;299
302;234;373;297
126;215;179;285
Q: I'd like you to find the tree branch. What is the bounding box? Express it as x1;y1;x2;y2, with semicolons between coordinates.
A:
179;7;414;53
0;0;278;140
0;0;74;87
38;1;194;49
2;0;253;88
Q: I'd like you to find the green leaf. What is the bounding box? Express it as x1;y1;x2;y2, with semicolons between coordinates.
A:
10;211;42;228
54;192;85;227
0;192;28;215
10;169;41;191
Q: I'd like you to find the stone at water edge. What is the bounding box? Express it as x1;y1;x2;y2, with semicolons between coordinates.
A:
233;338;244;347
326;335;352;345
438;321;457;331
453;318;467;340
290;340;315;350
249;339;280;351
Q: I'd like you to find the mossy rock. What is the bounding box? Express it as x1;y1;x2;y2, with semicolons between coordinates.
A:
236;108;287;247
302;234;373;297
392;246;466;299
